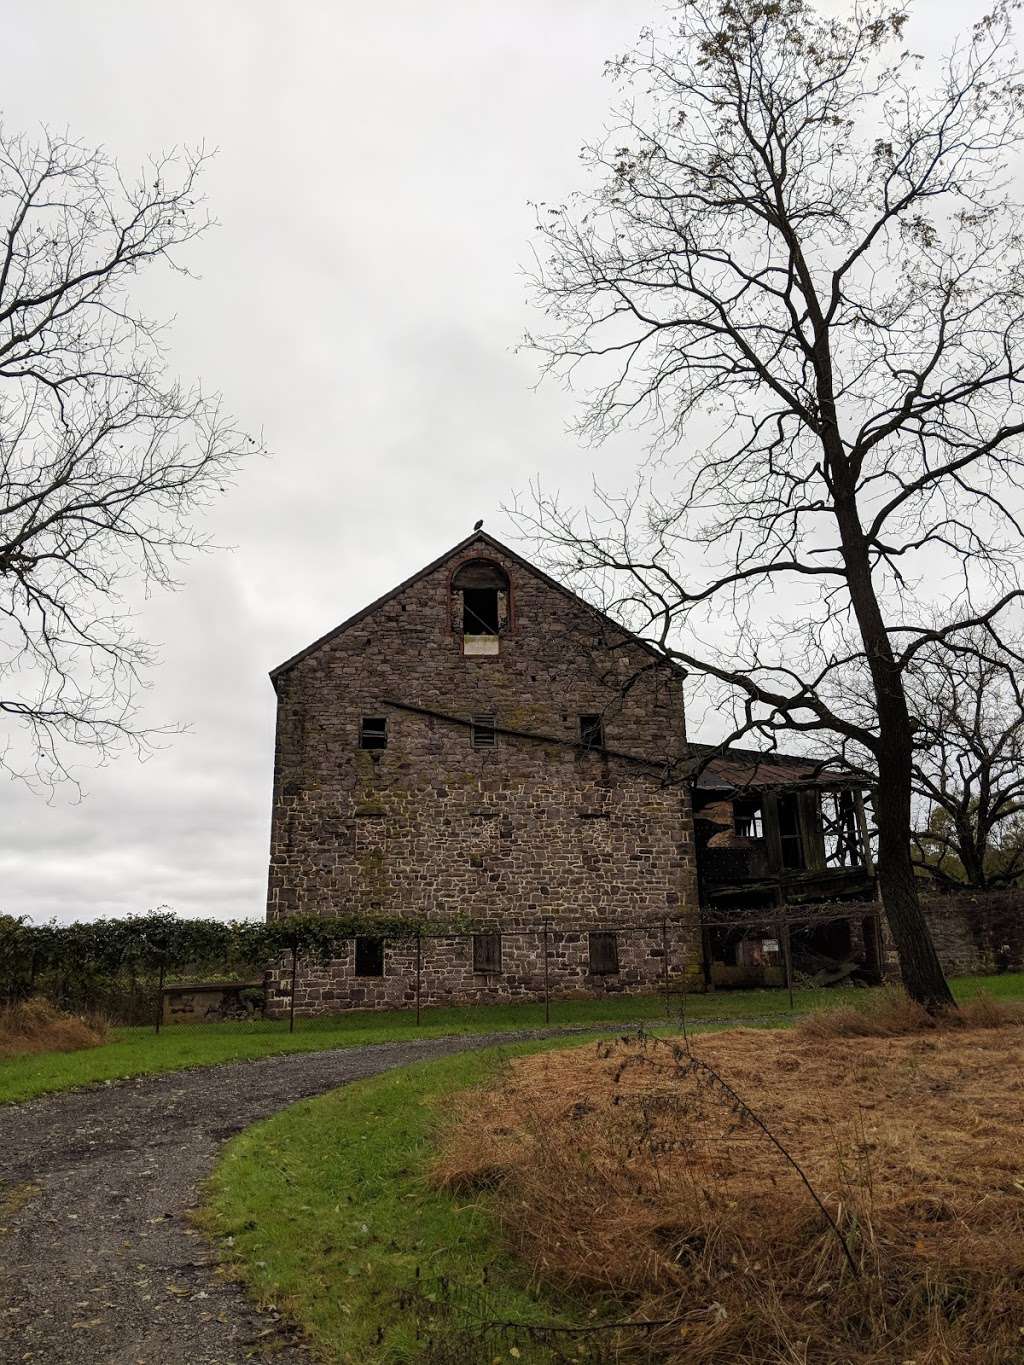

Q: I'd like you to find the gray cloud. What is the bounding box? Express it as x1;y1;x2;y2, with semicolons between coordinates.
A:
0;0;984;924
0;0;665;924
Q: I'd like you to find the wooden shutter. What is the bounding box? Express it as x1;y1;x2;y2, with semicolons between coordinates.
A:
473;933;502;974
589;931;619;975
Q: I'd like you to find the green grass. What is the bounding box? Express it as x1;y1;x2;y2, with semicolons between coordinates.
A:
202;1039;602;1364
2;972;1021;1106
200;973;1024;1363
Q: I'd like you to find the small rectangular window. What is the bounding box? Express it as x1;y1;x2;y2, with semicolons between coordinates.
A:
473;933;502;974
579;714;605;749
462;587;499;635
354;936;385;976
588;930;619;975
734;799;763;839
359;716;387;750
471;714;496;748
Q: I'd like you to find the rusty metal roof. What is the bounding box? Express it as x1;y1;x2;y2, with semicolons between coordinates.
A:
691;744;872;792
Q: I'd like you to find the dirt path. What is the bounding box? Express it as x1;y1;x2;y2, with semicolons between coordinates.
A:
0;1029;593;1364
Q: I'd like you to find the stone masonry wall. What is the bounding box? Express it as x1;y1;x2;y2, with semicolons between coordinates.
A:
265;922;701;1016
266;534;700;1014
921;889;1024;976
875;888;1023;978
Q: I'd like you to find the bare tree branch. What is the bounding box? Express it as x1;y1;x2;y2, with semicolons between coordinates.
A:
515;0;1024;1007
0;124;260;794
907;631;1024;890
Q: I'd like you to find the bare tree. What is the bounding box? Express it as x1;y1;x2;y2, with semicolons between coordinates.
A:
520;0;1024;1006
908;635;1024;890
0;125;258;791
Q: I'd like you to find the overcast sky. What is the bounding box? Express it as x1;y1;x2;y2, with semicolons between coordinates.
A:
0;1;983;925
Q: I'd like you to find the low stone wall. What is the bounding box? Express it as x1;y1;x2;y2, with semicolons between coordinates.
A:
161;981;264;1025
921;888;1024;976
265;921;701;1017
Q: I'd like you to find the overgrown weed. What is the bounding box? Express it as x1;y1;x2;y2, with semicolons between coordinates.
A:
0;997;108;1058
794;988;1023;1039
434;1016;1024;1363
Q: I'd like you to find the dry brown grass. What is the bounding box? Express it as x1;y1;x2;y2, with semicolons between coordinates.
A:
794;989;1024;1039
0;997;108;1058
434;1003;1024;1364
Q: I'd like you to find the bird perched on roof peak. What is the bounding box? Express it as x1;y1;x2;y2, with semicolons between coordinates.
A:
473;518;484;531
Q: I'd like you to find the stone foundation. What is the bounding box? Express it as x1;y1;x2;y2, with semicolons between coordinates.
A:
265;888;1023;1016
265;920;702;1016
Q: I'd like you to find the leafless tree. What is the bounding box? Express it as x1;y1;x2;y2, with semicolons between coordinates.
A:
908;634;1024;890
0;125;258;792
519;0;1024;1006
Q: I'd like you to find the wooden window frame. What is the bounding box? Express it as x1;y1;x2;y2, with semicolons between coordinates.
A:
448;558;514;638
777;793;806;870
471;714;497;749
579;713;605;750
733;798;764;839
359;716;388;750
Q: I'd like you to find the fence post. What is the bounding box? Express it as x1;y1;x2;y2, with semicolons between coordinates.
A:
415;931;422;1026
662;920;671;1018
154;961;165;1035
542;919;550;1026
289;944;298;1034
779;919;794;1011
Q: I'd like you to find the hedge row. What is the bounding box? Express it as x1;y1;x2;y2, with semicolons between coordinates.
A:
0;909;459;1028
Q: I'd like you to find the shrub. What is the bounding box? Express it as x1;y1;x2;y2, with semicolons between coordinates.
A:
0;998;108;1058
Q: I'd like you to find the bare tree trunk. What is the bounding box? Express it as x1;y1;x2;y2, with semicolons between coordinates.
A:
521;0;1022;1010
837;491;955;1009
958;823;986;890
875;740;955;1009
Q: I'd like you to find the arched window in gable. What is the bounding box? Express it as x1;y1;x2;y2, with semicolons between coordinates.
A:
451;560;510;656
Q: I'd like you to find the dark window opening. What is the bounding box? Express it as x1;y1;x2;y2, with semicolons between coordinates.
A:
359;716;387;750
710;927;738;967
734;799;763;839
777;794;806;869
462;588;499;635
589;930;619;975
579;714;605;750
473;933;502;974
822;791;862;868
354;936;385;977
471;714;496;748
451;561;510;655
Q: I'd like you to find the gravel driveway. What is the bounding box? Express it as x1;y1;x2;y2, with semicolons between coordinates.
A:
0;1029;593;1364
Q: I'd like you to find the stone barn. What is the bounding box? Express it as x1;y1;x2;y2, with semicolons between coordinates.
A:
265;529;879;1014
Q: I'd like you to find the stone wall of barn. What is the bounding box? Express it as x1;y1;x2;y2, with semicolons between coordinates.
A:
264;921;702;1016
266;534;700;1014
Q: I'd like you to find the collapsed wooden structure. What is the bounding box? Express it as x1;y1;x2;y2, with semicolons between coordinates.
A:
692;747;882;988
